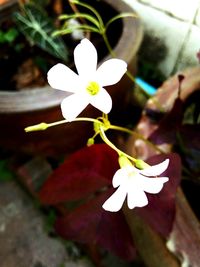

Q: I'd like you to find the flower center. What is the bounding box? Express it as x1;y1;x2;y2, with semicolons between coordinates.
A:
86;81;100;95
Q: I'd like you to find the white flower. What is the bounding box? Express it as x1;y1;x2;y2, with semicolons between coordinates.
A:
47;38;127;121
102;159;169;212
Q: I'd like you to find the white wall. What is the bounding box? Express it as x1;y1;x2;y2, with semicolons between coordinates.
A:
123;0;200;77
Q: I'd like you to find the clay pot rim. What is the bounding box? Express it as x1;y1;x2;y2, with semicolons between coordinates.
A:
0;0;143;113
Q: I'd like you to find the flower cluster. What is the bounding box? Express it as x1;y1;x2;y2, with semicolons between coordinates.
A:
47;38;170;212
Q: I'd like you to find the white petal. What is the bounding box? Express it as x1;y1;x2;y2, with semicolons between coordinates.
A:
141;177;169;194
112;168;128;188
96;59;127;86
47;63;81;92
102;186;127;212
74;38;97;78
89;88;112;114
61;93;89;121
127;187;148;209
112;166;135;187
140;159;170;177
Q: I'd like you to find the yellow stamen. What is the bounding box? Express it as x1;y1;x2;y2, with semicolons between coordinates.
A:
86;81;100;95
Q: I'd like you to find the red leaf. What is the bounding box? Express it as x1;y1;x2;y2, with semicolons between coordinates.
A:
149;97;183;145
136;153;181;237
39;144;118;204
178;124;200;174
97;209;136;261
55;190;136;261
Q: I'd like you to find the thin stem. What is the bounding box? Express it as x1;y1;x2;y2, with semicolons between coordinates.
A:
102;33;115;57
109;125;133;135
102;112;108;122
109;125;165;154
60;13;100;28
71;0;104;31
99;126;137;163
51;117;101;125
25;116;165;155
25;117;103;132
67;0;91;38
54;24;100;36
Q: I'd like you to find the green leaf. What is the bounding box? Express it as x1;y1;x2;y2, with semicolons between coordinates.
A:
44;208;57;233
0;28;19;44
0;159;14;182
69;0;105;32
105;12;138;31
14;3;68;61
53;24;99;37
59;13;100;29
5;28;19;43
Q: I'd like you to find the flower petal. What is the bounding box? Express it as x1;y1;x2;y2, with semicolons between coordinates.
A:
127;187;148;209
140;177;169;194
140;159;170;177
96;59;127;86
74;38;97;78
113;166;135;188
89;88;112;114
61;93;89;121
102;186;127;212
47;63;81;92
112;168;127;188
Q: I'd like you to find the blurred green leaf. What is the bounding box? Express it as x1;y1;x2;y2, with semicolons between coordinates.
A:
14;3;68;61
0;28;19;44
44;208;57;233
0;159;14;182
5;28;19;43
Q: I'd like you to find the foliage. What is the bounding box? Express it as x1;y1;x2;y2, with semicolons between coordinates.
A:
5;0;199;265
14;2;69;61
0;28;19;44
0;159;14;182
39;144;181;261
53;0;136;40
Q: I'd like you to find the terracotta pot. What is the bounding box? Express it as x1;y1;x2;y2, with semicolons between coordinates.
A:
0;0;143;156
0;0;18;23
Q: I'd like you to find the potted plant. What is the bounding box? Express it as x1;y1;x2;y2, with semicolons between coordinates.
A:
0;0;143;156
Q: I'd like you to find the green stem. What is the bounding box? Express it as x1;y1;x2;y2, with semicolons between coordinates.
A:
102;33;115;57
99;126;136;163
109;125;165;154
25;117;102;132
25;117;165;155
71;0;105;31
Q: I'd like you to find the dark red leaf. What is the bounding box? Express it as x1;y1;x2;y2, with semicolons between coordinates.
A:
167;189;200;267
55;190;136;261
39;144;118;204
178;124;200;175
149;97;183;144
136;153;181;237
97;208;136;261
